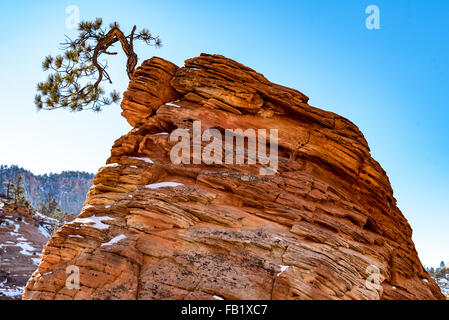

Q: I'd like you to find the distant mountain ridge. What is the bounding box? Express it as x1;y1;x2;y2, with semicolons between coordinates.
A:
0;165;94;214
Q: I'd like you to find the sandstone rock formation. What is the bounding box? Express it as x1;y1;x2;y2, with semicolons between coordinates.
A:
0;198;56;299
23;54;444;300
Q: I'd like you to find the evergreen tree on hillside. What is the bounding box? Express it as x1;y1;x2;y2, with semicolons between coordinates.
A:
35;18;161;112
2;181;14;199
1;165;94;213
38;196;68;221
10;176;33;209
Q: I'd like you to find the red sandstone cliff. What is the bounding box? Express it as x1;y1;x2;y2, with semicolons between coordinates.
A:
23;54;444;300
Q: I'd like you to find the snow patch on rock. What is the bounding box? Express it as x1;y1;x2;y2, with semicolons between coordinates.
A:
104;163;120;168
101;234;127;247
70;216;115;230
165;101;181;108
128;157;154;164
145;182;184;189
277;265;290;277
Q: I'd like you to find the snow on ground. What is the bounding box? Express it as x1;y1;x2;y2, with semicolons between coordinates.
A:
69;216;115;230
0;235;39;256
436;278;449;295
0;286;25;299
1;218;43;260
17;241;36;256
38;225;52;238
145;182;184;189
33;211;58;224
3;218;21;233
101;234;127;247
213;295;224;300
0;204;56;300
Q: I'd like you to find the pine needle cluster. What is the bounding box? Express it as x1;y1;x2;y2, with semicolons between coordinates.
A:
35;18;161;112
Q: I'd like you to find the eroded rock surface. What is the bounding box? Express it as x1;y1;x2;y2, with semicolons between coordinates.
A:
23;54;444;300
0;199;56;299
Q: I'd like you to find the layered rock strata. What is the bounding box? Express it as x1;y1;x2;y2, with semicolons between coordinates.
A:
23;54;444;300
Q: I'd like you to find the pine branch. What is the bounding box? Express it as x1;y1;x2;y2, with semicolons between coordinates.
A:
35;18;161;112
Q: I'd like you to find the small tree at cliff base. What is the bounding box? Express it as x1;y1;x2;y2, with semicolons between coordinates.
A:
2;181;14;199
38;195;69;235
7;176;33;210
35;18;161;112
38;196;68;221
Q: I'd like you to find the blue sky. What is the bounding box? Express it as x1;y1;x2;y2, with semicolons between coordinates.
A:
0;0;447;267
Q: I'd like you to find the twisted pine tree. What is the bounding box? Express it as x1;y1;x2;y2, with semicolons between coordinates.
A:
35;18;161;112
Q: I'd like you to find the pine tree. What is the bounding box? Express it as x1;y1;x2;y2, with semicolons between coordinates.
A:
35;18;161;112
2;181;14;199
38;196;68;221
10;176;33;209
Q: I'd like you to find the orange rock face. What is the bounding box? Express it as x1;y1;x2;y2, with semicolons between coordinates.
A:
23;54;443;300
